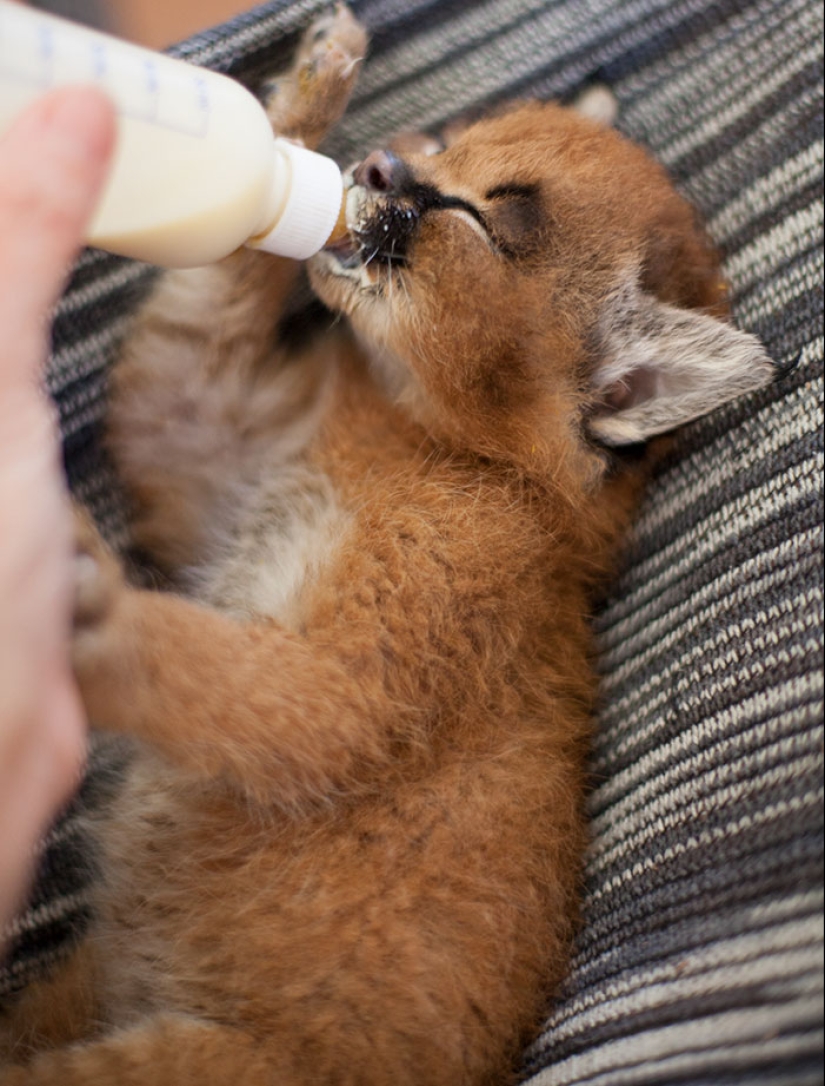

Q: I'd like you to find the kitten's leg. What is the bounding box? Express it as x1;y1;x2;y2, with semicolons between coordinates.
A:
0;1015;270;1086
107;8;367;570
262;3;367;150
72;513;378;812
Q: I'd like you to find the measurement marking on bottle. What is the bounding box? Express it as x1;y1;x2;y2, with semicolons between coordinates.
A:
1;8;210;138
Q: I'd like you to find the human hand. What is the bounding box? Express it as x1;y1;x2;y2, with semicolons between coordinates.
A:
0;87;115;939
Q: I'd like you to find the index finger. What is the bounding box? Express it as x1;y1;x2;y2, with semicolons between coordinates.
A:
0;86;115;388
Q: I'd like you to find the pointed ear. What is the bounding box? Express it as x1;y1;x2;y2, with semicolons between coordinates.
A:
588;277;776;446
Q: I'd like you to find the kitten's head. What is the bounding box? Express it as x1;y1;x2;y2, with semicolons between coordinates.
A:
309;101;773;483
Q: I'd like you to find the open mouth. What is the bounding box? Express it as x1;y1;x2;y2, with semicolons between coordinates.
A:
323;232;362;270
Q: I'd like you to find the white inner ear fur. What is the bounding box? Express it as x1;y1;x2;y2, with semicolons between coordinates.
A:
589;274;775;446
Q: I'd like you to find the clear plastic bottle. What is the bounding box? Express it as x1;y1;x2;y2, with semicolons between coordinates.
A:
0;0;345;267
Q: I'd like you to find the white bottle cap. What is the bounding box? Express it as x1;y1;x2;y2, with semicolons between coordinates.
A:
250;141;344;261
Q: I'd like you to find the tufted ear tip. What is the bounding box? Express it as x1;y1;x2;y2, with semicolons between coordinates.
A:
588;275;775;446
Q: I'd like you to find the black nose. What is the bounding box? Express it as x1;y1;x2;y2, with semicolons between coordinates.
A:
353;150;409;194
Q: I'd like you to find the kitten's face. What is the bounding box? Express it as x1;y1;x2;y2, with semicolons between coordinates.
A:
308;102;754;470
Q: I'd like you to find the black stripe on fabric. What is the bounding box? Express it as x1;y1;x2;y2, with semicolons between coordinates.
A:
51;275;155;362
520;1046;825;1086
666;63;824;182
0;905;92;1001
740;288;824;370
594;517;822;677
594;616;824;739
567;882;825;993
591;625;824;775
676;98;824;218
596;0;772;87
604;0;811;106
594;686;825;781
521;1009;825;1080
536;974;825;1071
588;693;825;822
541;897;823;1058
56;250;124;296
51;291;148;365
674;1063;825;1086
504;0;760;114
346;0;732;124
61;420;107;481
168;0;536;91
589;681;824;817
717;180;825;261
62;425;130;528
352;0;525;62
682;426;818;541
598;432;824;591
168;0;312;79
25;830;92;903
520;1058;825;1085
584;783;825;913
579;820;825;947
54;384;109;444
1;740;134;1001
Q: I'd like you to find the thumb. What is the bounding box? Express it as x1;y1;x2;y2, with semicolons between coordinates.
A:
0;86;116;383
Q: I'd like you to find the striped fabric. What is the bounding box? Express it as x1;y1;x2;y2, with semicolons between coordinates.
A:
2;1;822;1082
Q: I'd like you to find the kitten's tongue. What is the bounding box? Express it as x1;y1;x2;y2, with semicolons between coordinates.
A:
322;210;359;262
323;232;361;270
326;202;350;246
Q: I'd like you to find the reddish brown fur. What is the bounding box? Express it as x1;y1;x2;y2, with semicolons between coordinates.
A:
0;8;766;1086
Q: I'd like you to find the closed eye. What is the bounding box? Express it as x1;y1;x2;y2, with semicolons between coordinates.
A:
485;182;541;202
443;203;496;250
419;192;502;254
438;194;489;232
436;194;526;258
434;183;544;258
482;182;544;257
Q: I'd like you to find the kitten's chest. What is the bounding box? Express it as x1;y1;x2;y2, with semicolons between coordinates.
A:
181;461;348;626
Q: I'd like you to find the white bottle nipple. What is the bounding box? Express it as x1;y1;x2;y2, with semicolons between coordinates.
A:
250;140;344;261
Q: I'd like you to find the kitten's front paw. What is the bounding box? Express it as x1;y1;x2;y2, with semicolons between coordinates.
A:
71;508;125;676
264;4;368;147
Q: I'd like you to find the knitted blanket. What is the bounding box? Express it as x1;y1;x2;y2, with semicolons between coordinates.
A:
2;1;822;1082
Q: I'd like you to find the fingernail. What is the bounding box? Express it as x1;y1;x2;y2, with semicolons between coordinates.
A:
38;86;116;165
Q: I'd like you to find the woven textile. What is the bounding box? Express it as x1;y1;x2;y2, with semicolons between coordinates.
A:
2;1;822;1082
